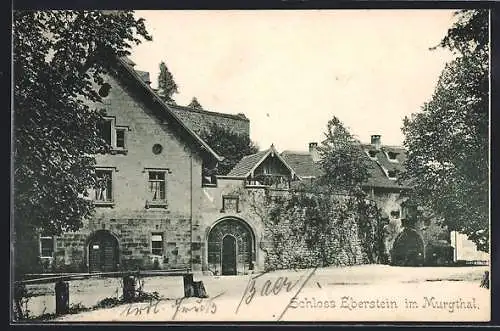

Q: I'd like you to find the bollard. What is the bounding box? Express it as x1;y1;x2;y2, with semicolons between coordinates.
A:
123;275;137;302
55;280;69;315
183;273;194;298
193;281;208;298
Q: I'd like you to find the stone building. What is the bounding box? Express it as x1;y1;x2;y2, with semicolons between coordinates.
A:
33;56;484;275
281;136;454;266
36;57;296;275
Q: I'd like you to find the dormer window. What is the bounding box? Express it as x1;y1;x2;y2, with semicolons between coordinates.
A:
386;151;399;162
390;210;401;219
387;170;398;180
366;150;378;160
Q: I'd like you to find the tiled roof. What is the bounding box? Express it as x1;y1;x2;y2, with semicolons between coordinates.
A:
361;144;410;189
226;150;270;177
280;151;323;179
281;144;411;190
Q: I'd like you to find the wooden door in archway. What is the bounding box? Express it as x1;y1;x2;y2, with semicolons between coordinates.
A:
221;236;237;275
88;231;118;272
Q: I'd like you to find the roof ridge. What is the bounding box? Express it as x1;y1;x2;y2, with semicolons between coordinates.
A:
281;150;311;155
361;143;405;149
170;104;249;122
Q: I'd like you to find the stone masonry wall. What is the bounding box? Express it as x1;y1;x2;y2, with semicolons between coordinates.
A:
50;214;193;272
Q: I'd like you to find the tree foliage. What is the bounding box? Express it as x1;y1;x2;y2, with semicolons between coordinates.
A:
187;97;203;110
317;116;371;194
157;61;178;104
401;10;489;252
200;123;259;175
13;10;151;274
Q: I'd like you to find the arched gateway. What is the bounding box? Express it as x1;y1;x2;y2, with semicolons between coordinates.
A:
88;230;119;272
207;218;255;275
391;228;425;266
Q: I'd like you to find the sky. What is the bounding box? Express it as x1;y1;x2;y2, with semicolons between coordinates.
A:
129;10;456;152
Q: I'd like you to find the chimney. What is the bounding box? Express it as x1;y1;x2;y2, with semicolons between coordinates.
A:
309;142;320;162
371;135;381;150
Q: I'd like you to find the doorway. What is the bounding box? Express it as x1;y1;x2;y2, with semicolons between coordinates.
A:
221;235;237;275
88;230;119;272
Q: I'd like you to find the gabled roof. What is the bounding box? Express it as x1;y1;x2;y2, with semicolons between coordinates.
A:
361;144;410;189
280;143;411;190
281;151;323;179
114;57;223;162
227;145;297;178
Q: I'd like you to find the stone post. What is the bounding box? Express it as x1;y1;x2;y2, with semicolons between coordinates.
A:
183;273;194;298
55;280;69;315
123;275;136;302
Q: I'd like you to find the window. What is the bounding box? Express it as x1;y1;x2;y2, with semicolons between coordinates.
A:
97;117;128;153
151;233;164;255
99;83;111;98
152;144;163;155
95;169;113;203
40;237;54;258
366;150;377;159
98;119;112;146
387;170;398;180
116;129;126;149
148;171;166;201
387;151;399;162
390;210;401;219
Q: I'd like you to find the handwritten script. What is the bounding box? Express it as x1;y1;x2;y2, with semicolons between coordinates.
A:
120;299;162;317
236;267;317;320
172;292;223;320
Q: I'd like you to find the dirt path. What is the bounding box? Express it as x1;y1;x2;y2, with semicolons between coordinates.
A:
21;264;489;321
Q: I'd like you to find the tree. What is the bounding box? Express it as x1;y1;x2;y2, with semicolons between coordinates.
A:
401;10;489;252
187;97;203;110
200;123;259;175
157;61;178;104
13;10;151;275
317;116;372;195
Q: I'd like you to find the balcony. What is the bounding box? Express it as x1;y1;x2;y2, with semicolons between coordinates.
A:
245;174;291;190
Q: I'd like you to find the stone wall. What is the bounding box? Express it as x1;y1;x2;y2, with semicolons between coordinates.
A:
262;218;366;271
48;214;193;272
170;105;250;137
262;194;367;271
